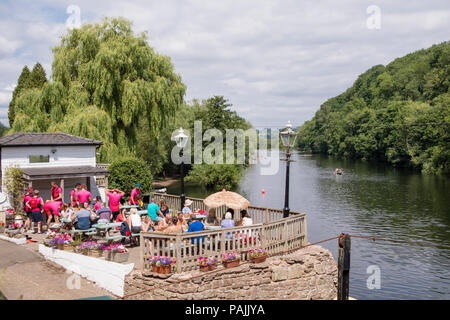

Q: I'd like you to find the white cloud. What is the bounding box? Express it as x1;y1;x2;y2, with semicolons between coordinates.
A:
0;0;449;128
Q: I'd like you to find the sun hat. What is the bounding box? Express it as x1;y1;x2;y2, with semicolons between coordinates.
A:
185;199;193;206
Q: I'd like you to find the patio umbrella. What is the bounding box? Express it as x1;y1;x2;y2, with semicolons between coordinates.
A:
203;189;250;209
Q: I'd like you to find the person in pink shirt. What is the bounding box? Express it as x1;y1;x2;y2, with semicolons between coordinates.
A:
94;196;102;211
44;200;61;227
23;188;34;231
106;188;125;220
76;184;92;205
50;181;63;204
129;184;141;205
70;183;81;207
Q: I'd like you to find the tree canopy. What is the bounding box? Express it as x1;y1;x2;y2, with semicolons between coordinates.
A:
9;17;186;164
297;41;450;175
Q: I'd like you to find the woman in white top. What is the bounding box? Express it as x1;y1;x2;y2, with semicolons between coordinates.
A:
237;210;253;226
128;208;142;234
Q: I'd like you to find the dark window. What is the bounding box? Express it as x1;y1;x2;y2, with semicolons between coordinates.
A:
29;155;50;163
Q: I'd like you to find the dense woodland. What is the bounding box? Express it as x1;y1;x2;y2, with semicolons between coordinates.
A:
297;42;450;175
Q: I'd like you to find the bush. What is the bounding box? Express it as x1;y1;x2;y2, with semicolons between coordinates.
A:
108;158;153;196
186;164;242;191
3;165;25;212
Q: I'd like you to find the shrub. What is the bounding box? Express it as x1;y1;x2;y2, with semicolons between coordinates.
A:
3;165;25;212
108;158;153;196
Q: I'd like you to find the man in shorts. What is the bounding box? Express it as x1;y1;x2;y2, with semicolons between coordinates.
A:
106;188;125;220
26;190;44;233
44;200;61;228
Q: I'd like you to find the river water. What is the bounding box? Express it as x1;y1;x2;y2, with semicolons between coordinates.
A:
167;151;450;300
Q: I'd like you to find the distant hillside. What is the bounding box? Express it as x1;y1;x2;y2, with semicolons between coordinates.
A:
297;41;450;174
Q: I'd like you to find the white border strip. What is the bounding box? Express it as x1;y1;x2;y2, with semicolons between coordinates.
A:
0;234;27;245
38;244;134;297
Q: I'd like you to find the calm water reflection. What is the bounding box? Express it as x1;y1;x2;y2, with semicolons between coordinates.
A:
168;152;450;299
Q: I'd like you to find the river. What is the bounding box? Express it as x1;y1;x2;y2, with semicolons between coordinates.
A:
167;151;450;300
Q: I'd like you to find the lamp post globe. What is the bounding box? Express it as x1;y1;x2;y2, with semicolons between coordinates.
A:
174;128;188;211
280;121;297;218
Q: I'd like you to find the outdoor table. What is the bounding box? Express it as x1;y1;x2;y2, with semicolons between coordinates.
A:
205;225;221;230
92;222;123;240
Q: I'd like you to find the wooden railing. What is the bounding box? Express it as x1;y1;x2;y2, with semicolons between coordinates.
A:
140;193;307;273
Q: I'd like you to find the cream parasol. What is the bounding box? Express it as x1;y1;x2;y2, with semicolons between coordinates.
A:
203;189;250;210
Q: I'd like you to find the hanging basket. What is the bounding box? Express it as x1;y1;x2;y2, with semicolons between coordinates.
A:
250;255;267;264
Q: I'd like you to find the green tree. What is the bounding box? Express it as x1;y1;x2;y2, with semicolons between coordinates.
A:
108;158;153;198
9;17;186;165
29;63;47;89
8;66;31;127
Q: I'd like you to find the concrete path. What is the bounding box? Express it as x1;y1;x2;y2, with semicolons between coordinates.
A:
0;239;112;300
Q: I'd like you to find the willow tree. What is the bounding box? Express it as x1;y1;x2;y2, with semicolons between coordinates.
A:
11;17;186;164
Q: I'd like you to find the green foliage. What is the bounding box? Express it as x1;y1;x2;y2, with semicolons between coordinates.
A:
3;165;25;212
8;66;31;127
185;164;242;191
108;158;153;195
9;17;186;165
297;41;450;175
29;63;47;89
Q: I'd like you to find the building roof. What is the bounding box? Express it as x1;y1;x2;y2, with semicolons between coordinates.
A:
22;166;108;180
0;132;102;147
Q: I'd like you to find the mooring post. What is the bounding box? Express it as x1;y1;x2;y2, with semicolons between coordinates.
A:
337;233;351;300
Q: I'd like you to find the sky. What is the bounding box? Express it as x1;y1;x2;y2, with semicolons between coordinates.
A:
0;0;449;128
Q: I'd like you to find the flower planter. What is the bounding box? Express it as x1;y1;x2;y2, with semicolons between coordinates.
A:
43;238;51;246
6;229;21;238
209;262;217;271
199;265;209;272
0;226;5;234
223;260;240;268
158;265;171;274
90;249;103;258
107;251;129;263
250;255;267;264
151;264;158;273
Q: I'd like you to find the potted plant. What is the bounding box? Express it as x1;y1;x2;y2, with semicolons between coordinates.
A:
198;256;218;272
221;251;240;268
248;248;268;263
80;241;103;257
70;240;83;252
6;223;23;238
104;243;129;263
149;256;160;273
155;256;175;274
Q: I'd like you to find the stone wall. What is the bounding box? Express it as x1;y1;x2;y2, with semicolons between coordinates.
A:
124;245;338;300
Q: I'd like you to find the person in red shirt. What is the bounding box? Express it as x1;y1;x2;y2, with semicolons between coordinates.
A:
23;188;33;232
26;190;44;233
76;184;92;205
129;184;141;205
44;200;61;227
70;183;81;207
50;182;63;204
106;188;125;220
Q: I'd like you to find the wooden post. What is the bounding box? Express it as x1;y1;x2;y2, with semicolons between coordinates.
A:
337;233;351;300
60;179;64;202
140;233;145;271
175;233;182;273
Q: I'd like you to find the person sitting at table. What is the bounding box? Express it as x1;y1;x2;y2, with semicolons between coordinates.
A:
115;208;127;230
182;199;193;216
221;212;235;229
96;202;112;223
94;196;102;211
60;203;73;219
71;202;94;230
236;209;253;227
142;215;155;232
177;212;188;228
159;199;170;217
188;214;206;246
156;213;171;231
205;208;219;226
147;197;164;222
127;208;142;246
165;216;183;233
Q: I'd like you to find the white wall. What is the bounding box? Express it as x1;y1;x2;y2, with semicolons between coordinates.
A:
1;145;97;178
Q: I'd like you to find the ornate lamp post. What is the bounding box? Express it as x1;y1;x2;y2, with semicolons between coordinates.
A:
280;121;297;218
174;128;188;211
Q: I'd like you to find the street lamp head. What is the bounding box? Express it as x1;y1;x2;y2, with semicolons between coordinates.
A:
174;128;189;148
280;121;297;148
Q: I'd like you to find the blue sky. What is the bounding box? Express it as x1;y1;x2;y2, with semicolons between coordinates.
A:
0;0;449;128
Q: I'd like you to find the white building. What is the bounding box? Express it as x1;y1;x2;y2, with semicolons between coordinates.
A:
0;132;108;206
